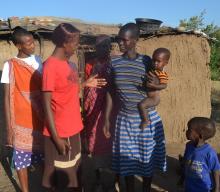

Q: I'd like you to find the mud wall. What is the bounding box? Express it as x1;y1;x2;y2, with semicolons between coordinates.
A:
137;34;211;142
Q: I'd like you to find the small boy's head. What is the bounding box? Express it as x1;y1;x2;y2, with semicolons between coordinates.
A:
117;23;139;53
152;48;171;71
12;27;35;55
186;117;216;142
52;23;80;56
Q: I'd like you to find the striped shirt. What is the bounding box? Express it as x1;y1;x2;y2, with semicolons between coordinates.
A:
108;54;152;113
154;70;168;84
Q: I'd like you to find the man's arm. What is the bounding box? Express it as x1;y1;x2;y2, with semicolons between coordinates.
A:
3;84;13;146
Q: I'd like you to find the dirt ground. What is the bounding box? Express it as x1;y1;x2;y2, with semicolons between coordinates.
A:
0;81;220;192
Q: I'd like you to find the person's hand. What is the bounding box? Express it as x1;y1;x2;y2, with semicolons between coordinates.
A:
103;120;111;139
85;74;107;88
146;82;158;89
146;71;160;88
54;137;70;155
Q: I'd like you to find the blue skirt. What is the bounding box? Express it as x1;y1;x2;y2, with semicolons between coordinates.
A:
112;110;166;176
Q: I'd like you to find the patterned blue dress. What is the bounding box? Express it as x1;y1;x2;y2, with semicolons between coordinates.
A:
109;54;166;176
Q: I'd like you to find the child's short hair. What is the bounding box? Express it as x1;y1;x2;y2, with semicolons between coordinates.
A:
119;23;140;39
52;23;80;47
153;48;171;60
11;27;32;45
187;117;216;140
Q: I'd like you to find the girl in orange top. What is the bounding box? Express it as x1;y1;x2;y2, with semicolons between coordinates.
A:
1;27;44;192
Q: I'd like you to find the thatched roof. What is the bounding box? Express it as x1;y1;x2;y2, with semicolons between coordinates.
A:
0;16;215;55
140;26;215;42
0;16;214;41
0;16;120;37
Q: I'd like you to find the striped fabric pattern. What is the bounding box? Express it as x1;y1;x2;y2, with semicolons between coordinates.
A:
109;55;149;114
110;55;166;176
154;70;168;84
112;110;166;176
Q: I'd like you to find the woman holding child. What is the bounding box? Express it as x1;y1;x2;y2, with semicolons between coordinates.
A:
104;23;167;192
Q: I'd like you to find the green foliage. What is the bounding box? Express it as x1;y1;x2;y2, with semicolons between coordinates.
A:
210;41;220;80
179;11;220;80
203;24;219;36
179;10;206;30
